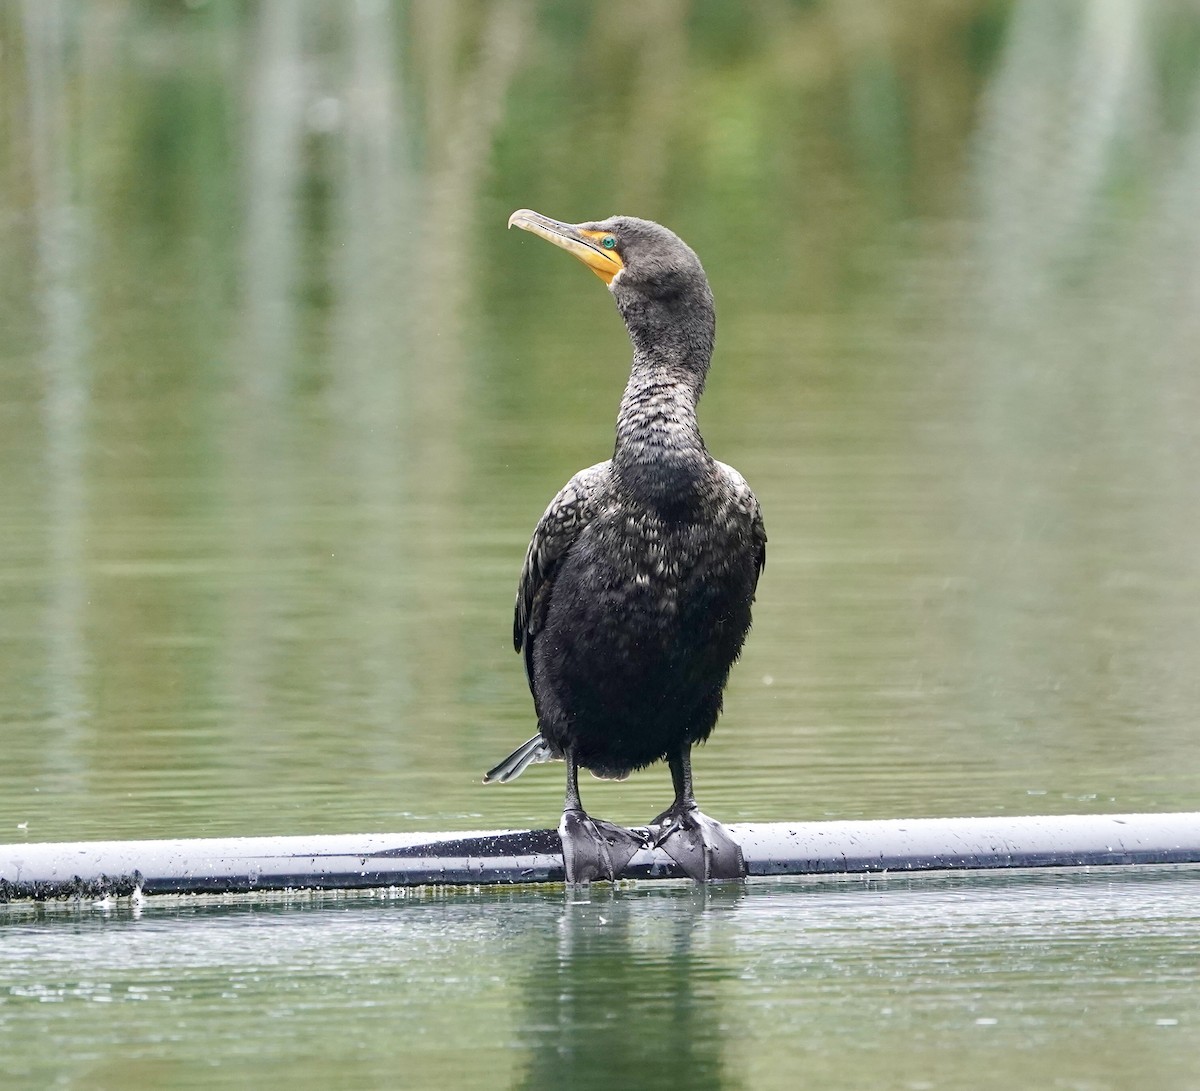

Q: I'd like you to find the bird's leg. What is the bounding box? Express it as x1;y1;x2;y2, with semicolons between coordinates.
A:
648;744;746;881
558;749;645;884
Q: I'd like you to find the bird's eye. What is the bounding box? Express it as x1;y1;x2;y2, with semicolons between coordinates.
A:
601;235;617;250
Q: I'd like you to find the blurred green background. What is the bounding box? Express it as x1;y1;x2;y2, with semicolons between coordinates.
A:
6;5;1200;1091
2;0;1199;844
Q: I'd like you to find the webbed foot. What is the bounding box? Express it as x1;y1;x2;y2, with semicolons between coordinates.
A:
649;804;746;882
559;809;647;884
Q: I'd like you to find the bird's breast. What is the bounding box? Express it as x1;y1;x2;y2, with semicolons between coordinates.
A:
568;499;754;621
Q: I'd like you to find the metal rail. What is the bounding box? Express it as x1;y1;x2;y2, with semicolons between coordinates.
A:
3;812;1199;901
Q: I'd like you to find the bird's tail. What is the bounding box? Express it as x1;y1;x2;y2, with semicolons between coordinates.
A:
483;734;555;784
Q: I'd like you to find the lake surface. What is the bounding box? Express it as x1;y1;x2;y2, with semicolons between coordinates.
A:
4;870;1200;1089
3;2;1200;1086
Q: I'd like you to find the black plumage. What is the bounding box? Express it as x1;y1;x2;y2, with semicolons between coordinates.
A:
487;211;766;883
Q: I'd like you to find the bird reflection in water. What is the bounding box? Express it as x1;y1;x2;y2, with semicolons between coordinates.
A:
514;884;745;1091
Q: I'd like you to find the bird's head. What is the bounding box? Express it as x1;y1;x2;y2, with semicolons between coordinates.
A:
507;210;715;362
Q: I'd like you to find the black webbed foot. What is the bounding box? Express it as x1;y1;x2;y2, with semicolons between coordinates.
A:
649;804;746;882
559;809;647;884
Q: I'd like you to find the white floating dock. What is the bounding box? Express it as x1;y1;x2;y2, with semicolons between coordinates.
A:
3;812;1199;901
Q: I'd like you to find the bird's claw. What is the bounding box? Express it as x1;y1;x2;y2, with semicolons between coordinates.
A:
648;804;746;882
559;810;647;884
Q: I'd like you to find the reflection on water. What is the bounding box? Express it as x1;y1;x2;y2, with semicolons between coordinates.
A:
3;3;1200;1084
3;869;1200;1088
516;885;743;1091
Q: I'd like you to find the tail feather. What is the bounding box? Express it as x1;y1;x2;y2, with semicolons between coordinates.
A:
483;734;556;784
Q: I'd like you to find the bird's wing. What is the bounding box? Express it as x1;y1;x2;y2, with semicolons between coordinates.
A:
716;460;767;583
514;461;610;679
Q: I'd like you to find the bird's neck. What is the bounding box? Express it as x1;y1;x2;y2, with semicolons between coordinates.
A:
612;342;712;506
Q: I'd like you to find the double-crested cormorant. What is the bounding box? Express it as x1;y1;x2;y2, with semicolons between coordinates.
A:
486;210;766;884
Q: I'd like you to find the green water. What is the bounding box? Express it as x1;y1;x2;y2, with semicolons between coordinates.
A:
4;872;1200;1089
3;2;1200;1087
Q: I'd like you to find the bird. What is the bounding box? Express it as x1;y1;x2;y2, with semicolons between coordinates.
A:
485;209;766;884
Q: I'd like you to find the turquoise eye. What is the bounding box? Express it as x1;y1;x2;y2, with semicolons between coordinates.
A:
602;235;616;250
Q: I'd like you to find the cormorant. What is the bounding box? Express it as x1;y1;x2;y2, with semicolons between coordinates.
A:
485;210;766;884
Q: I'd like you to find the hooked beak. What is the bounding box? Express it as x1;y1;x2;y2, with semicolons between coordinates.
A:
507;209;624;285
